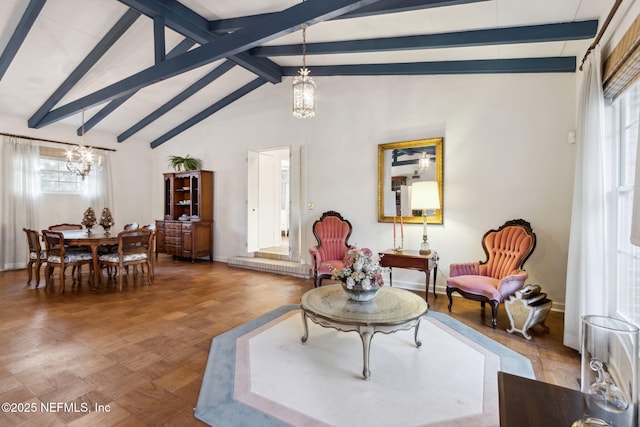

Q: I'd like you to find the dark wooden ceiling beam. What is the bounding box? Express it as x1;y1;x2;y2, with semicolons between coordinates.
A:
118;0;282;84
209;0;489;33
76;38;195;135
149;78;268;148
253;20;598;56
153;16;166;64
282;57;577;75
32;0;382;129
0;0;46;81
118;60;236;142
28;9;141;129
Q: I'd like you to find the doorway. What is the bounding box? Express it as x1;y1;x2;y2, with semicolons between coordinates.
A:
247;147;300;260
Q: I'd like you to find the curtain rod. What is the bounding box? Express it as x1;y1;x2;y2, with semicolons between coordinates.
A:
0;131;116;152
579;0;624;71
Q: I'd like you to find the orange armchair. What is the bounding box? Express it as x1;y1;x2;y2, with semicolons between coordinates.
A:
309;211;353;288
446;219;536;328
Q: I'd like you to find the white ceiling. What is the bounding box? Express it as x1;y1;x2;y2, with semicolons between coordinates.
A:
0;0;624;146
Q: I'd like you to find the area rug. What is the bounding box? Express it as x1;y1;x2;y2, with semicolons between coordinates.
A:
195;304;534;427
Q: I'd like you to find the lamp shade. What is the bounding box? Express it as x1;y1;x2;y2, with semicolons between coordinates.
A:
411;181;440;210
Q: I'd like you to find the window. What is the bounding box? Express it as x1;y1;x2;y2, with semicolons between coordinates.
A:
611;82;640;326
39;147;83;193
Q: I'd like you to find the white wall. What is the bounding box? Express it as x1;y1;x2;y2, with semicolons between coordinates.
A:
0;71;576;309
138;72;576;309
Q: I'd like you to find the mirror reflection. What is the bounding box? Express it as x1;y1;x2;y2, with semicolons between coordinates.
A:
377;137;443;224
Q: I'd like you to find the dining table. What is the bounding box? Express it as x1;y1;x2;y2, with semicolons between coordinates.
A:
61;229;118;289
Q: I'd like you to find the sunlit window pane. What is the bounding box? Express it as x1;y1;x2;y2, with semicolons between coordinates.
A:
39;155;82;193
613;81;640;326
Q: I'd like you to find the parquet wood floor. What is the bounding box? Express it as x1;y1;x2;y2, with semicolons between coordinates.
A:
0;256;579;426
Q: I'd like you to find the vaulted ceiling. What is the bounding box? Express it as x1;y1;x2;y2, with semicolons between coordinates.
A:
0;0;620;148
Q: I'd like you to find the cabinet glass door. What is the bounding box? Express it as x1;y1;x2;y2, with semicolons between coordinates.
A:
164;176;172;218
191;175;199;217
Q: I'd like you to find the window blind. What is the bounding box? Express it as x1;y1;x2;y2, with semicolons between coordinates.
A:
603;13;640;100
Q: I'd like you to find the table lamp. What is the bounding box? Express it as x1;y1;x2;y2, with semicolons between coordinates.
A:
410;181;440;255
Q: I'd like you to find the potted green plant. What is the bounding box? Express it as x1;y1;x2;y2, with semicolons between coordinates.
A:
168;155;199;172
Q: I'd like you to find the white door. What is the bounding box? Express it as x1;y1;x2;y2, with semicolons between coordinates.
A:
258;151;278;248
247;146;300;260
247;150;259;253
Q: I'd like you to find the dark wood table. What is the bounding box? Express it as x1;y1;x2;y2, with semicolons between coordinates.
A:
499;371;638;426
498;372;583;427
62;229;118;289
378;249;438;302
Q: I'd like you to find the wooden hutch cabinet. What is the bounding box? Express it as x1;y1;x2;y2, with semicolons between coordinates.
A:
156;170;213;262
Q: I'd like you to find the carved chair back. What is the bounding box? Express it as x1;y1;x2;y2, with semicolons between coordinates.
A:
478;219;536;279
311;211;353;262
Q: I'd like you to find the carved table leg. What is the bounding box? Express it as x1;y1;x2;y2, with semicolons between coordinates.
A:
414;318;423;348
359;326;374;380
300;311;309;344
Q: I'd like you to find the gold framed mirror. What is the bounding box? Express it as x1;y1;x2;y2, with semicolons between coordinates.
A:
377;137;443;224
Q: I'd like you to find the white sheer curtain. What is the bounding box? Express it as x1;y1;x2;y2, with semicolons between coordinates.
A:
83;151;114;219
631;113;640;246
0;136;41;271
564;46;610;350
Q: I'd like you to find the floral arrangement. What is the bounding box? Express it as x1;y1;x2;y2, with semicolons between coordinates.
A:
99;208;114;229
81;207;97;228
330;247;388;290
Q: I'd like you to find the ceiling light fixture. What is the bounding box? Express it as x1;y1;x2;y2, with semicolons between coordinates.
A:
292;22;315;119
66;110;98;180
418;152;430;170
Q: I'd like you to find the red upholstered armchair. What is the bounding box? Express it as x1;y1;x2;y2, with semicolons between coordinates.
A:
446;219;536;328
309;211;353;288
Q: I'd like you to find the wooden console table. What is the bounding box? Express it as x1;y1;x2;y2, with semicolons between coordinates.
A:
378;249;438;302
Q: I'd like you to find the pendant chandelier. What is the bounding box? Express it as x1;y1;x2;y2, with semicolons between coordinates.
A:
418;152;430;170
66;110;97;180
292;23;315;119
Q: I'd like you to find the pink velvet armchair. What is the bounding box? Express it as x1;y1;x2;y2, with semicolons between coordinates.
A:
309;211;353;288
446;219;536;328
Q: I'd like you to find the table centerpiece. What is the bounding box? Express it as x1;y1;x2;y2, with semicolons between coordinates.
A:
81;207;97;234
330;247;388;301
99;207;115;234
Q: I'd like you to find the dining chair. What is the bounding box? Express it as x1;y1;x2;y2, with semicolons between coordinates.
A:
23;228;46;287
98;229;154;291
48;223;83;231
141;224;156;278
41;230;93;293
103;222;141;276
48;223;87;275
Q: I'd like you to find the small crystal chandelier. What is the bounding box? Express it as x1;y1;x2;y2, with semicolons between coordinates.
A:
66;110;96;180
418;152;430;170
292;23;315;119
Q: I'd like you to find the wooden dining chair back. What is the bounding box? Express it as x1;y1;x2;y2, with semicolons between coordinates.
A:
98;229;153;291
48;223;83;231
41;230;93;293
23;228;46;287
141;224;156;277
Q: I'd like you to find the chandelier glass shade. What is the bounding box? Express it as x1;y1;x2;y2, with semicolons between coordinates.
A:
66;145;94;180
418;152;430;170
292;23;315;119
66;110;98;180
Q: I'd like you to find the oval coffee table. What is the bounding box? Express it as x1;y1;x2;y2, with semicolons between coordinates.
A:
300;284;428;380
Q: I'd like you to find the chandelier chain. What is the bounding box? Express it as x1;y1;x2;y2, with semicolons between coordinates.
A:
301;23;308;69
